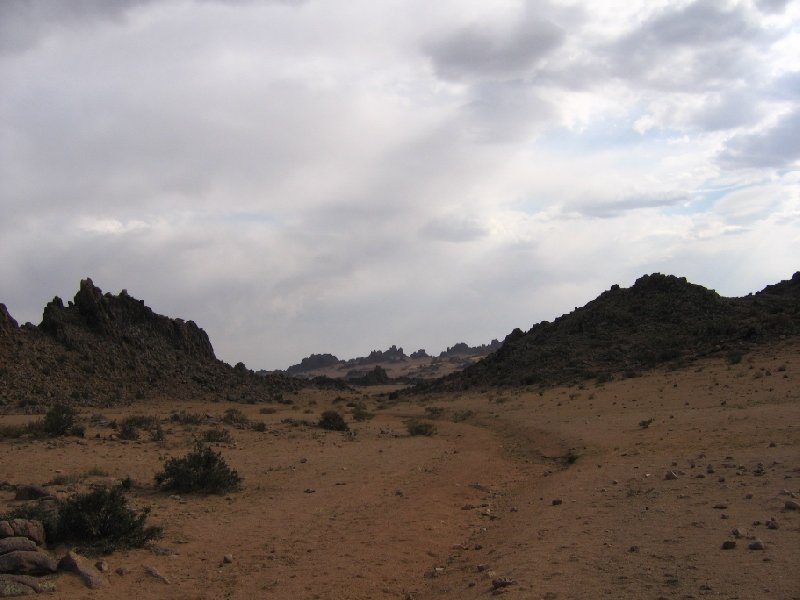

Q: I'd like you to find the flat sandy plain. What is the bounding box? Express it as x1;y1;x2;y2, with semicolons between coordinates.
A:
1;339;798;600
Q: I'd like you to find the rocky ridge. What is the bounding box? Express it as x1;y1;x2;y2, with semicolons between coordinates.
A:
418;272;800;391
0;279;301;409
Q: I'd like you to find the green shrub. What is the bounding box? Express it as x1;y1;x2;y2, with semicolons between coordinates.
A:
318;410;349;432
222;408;249;428
424;406;445;419
3;485;161;556
451;410;474;423
42;404;79;437
352;405;374;422
154;442;242;494
56;485;162;555
406;420;436;436
202;427;233;443
170;411;204;425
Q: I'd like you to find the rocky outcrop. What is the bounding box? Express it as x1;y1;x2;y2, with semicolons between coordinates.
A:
0;574;56;596
418;272;800;390
0;279;303;408
0;305;17;336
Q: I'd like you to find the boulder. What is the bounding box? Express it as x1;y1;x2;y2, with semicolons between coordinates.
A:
0;551;57;575
58;551;107;589
13;486;50;502
0;522;45;547
0;574;56;596
0;539;38;555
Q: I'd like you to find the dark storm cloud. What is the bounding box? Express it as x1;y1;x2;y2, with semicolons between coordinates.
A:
718;109;800;169
0;0;156;54
608;0;767;91
424;15;565;82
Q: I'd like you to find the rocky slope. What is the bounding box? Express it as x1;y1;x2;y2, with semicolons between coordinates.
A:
0;279;301;410
418;272;800;390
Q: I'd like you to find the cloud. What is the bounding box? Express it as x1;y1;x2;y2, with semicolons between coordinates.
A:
424;11;565;82
607;0;768;91
718;109;800;169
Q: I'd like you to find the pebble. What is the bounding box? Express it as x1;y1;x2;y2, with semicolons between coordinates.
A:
748;540;766;551
551;499;562;506
721;541;736;550
223;554;233;564
785;499;800;511
664;471;678;481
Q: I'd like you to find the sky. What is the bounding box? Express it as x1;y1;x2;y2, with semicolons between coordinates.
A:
1;0;799;370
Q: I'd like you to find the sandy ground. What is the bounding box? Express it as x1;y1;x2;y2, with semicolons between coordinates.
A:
1;339;798;599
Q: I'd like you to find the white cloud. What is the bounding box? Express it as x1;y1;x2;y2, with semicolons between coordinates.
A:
1;0;798;368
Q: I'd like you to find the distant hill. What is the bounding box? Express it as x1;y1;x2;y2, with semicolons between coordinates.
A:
280;340;502;381
0;278;301;409
417;272;800;391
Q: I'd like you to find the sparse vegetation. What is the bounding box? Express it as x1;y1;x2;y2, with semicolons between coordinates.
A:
203;427;233;443
406;419;436;436
55;484;162;555
222;407;250;428
352;403;375;421
2;484;161;556
451;410;474;423
155;442;242;494
318;410;349;431
170;411;204;425
0;404;84;439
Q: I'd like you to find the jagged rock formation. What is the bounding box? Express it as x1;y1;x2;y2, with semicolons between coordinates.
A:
0;279;301;409
418;272;800;391
439;340;501;358
285;353;340;376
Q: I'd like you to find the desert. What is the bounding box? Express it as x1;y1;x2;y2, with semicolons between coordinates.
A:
1;275;798;599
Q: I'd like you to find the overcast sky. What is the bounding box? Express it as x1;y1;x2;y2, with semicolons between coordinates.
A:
1;0;798;369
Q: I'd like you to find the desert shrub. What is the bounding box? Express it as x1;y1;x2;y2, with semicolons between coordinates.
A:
258;407;277;415
451;410;474;423
406;420;436;436
154;442;242;494
595;372;614;384
42;404;80;437
55;484;162;555
352;404;374;422
0;423;30;439
425;406;445;419
222;408;249;428
253;421;267;432
318;410;349;432
726;351;743;365
170;411;204;425
202;427;233;443
117;415;161;440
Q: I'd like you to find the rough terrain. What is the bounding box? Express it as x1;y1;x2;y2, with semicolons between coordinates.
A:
1;339;798;599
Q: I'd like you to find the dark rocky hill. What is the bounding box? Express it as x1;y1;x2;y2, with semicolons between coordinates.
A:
417;272;800;391
0;279;301;410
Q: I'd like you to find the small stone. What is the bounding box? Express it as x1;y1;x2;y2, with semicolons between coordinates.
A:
144;565;170;584
114;566;129;576
664;471;678;481
492;577;515;590
223;554;233;564
766;520;779;530
784;499;800;511
713;504;728;510
732;528;746;538
628;546;640;553
721;541;736;550
551;499;562;506
94;560;109;573
745;493;753;500
748;540;766;551
304;488;315;494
